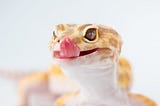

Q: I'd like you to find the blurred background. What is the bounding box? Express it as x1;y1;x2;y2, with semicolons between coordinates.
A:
0;0;160;105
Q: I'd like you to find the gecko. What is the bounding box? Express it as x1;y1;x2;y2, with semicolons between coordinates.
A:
0;24;157;106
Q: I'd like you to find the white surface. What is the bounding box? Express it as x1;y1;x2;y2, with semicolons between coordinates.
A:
0;0;159;105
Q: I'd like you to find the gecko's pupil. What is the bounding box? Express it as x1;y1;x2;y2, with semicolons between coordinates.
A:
85;28;97;41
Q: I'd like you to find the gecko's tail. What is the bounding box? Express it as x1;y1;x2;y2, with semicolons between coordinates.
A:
117;57;133;91
0;69;39;81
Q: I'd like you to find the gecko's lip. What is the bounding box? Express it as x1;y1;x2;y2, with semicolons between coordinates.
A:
53;48;98;59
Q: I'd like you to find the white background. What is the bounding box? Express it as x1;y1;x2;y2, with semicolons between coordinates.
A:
0;0;160;105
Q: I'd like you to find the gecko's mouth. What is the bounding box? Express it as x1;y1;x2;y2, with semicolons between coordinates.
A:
53;48;98;59
53;37;99;59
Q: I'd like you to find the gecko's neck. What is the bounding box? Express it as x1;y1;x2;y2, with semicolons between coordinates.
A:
60;58;130;106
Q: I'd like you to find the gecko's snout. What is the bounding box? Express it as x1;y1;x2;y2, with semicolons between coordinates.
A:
54;37;80;58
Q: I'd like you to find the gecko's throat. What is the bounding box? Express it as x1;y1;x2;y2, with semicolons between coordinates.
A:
53;37;98;59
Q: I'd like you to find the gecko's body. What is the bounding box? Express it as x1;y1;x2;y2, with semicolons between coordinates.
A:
0;24;157;106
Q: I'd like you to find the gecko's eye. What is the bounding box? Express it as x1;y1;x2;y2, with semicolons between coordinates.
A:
84;28;98;41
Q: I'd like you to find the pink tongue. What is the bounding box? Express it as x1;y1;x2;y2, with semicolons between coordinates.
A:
60;37;80;58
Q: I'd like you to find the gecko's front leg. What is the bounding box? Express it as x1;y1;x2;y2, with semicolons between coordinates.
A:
18;64;79;106
18;72;57;106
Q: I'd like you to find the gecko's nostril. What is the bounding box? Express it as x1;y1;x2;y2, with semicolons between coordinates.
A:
57;40;60;43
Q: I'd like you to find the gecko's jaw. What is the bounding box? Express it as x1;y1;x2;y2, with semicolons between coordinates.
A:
53;48;98;59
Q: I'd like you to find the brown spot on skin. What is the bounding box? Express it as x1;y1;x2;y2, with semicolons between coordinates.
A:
56;24;65;32
118;43;122;53
117;57;132;91
118;72;130;83
118;58;132;70
97;48;113;60
72;37;81;44
98;48;112;55
109;38;118;48
118;73;130;90
98;26;119;36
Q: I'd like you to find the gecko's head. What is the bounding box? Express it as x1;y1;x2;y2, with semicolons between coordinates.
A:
49;24;122;65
